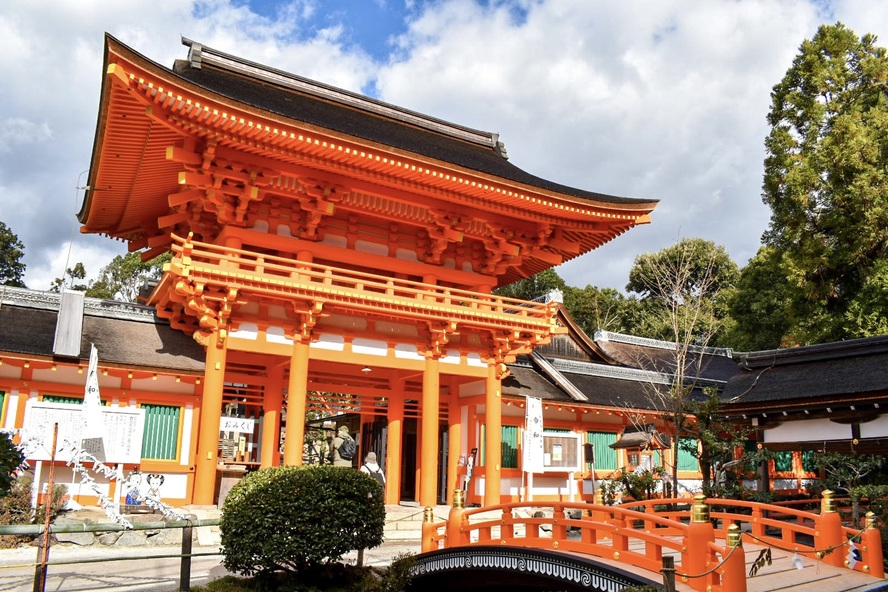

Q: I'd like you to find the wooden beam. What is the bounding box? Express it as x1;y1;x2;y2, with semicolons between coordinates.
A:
166;146;203;165
168;189;204;207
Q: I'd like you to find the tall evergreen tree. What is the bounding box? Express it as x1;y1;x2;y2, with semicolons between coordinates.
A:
762;23;888;344
0;221;26;288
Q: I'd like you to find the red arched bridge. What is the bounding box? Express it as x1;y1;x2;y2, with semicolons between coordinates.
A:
415;491;887;592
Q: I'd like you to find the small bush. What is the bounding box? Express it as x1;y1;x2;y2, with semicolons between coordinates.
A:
0;475;67;548
0;432;25;496
220;465;385;579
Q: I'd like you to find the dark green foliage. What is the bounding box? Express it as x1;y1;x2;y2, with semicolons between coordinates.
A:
561;285;631;334
722;247;793;350
49;262;89;293
494;269;566;301
761;22;888;344
599;466;665;503
624;238;739;344
684;388;752;497
0;432;25;496
0;220;26;288
220;465;386;579
87;251;172;302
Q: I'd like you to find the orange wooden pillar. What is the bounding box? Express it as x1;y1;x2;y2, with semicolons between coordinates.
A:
684;494;716;592
815;490;845;568
194;331;227;505
420;356;440;507
863;511;885;578
385;392;404;505
722;523;747;592
260;361;284;468
282;341;309;466
446;394;462;505
484;363;502;506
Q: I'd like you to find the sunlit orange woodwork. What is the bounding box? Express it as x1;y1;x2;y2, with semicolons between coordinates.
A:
385;386;405;505
79;35;657;505
194;332;227;504
420;356;441;507
261;363;284;468
283;341;310;466
484;362;504;506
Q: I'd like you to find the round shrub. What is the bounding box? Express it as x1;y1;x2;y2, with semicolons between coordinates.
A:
220;465;385;577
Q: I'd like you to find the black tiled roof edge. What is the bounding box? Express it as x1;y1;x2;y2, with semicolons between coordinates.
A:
593;328;735;358
548;357;727;389
149;36;655;207
735;334;888;368
0;285;162;324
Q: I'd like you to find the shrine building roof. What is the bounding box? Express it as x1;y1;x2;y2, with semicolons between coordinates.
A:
722;335;888;411
170;38;649;207
79;35;658;285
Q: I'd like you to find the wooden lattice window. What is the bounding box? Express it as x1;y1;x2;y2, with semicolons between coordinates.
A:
773;450;793;473
677;437;699;472
586;431;617;471
42;395;83;405
479;424;520;468
801;449;819;473
140;404;180;460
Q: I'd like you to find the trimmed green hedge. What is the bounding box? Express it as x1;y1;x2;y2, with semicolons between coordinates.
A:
220;465;385;578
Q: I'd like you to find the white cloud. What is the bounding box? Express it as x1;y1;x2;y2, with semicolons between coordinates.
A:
4;0;888;295
0;119;52;153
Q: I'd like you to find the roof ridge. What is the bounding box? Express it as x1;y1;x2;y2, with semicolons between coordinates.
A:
593;328;734;358
180;37;507;155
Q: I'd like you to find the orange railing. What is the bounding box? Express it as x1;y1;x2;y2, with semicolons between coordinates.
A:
164;233;558;333
422;490;884;592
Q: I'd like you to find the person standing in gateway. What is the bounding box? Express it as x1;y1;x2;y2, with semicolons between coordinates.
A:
330;425;357;467
360;452;385;487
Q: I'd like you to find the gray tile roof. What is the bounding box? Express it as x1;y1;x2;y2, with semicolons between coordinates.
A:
0;287;204;372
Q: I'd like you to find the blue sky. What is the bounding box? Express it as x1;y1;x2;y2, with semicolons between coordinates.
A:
1;0;885;294
246;0;411;61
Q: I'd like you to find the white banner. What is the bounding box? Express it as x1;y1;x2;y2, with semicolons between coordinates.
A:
220;416;255;434
81;343;107;459
523;396;544;472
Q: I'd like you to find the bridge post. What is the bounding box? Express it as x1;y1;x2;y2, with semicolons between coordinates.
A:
422;506;437;553
862;511;884;578
591;487;609;523
722;523;747;592
683;494;715;592
447;489;468;547
815;490;845;568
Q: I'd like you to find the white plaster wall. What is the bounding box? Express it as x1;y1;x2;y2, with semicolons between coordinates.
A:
763;418;850;443
860;414;888;439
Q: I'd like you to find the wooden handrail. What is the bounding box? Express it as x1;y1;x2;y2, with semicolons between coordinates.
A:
423;496;884;591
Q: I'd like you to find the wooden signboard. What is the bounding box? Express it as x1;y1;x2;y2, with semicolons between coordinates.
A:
22;400;145;464
541;431;582;472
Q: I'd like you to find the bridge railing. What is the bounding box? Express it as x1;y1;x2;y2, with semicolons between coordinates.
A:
423;490;885;592
620;490;884;579
423;491;744;592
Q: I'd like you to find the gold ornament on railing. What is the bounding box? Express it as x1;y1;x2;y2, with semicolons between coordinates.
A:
692;493;710;523
821;489;837;513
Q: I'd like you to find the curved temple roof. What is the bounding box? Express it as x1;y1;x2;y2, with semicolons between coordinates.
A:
80;35;657;284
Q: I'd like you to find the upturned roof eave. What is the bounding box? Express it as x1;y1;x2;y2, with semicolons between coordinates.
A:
84;34;656;223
